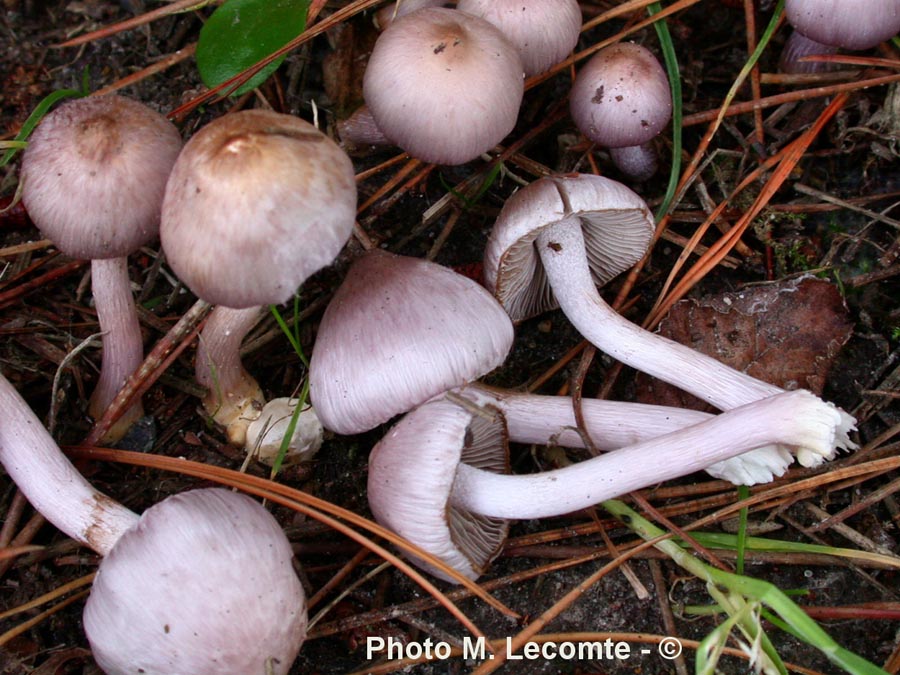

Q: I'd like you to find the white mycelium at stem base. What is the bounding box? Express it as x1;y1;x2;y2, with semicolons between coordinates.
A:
484;174;856;465
369;390;846;581
0;374;307;675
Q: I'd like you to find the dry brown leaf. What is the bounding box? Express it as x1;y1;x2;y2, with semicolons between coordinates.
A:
635;276;854;410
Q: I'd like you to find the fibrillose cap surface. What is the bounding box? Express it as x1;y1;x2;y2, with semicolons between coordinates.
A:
160;110;357;308
83;488;307;675
455;0;582;76
308;249;515;435
21;95;182;260
363;7;524;165
569;42;672;148
786;0;900;50
367;397;510;583
484;174;654;322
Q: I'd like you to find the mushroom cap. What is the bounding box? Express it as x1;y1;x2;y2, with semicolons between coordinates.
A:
569;42;672;148
368;397;510;582
20;95;182;260
83;488;307;675
785;0;900;50
246;397;325;466
456;0;582;76
362;7;525;165
309;249;515;435
160;110;356;308
484;174;654;322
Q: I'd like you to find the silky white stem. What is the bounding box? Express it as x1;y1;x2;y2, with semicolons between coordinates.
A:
534;218;857;458
537;218;785;410
449;390;842;520
0;374;139;555
458;384;792;485
88;257;145;430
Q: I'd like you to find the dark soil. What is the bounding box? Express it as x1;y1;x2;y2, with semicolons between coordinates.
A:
1;2;899;675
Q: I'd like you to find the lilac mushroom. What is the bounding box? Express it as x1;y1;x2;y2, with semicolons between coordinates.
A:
362;7;525;165
20;95;182;442
0;373;307;674
308;249;514;435
569;42;672;181
483;173;856;464
456;0;582;76
368;390;847;582
780;0;900;73
160;110;357;445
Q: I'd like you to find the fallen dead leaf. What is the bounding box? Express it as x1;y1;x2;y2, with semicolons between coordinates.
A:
635;275;854;410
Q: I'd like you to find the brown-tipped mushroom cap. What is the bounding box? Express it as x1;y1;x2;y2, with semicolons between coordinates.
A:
309;249;514;435
569;42;672;150
21;95;182;260
368;397;510;582
84;488;307;675
362;7;524;165
456;0;582;76
160;109;356;308
484;173;654;322
785;0;900;50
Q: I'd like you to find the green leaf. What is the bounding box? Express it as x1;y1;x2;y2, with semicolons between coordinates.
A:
195;0;309;96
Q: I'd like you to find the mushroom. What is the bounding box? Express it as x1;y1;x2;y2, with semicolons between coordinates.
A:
0;373;307;674
569;42;672;180
458;383;793;486
160;109;357;445
20;95;182;442
245;396;325;466
373;0;449;30
368;389;846;581
780;0;900;73
483;173;857;461
455;0;582;76
308;248;515;435
362;7;525;165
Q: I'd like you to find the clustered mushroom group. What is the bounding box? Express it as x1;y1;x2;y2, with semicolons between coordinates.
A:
4;0;893;672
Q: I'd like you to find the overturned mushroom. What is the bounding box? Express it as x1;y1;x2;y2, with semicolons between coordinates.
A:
484;173;856;464
369;390;846;581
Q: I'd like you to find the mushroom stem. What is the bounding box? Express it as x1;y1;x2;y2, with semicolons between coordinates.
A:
195;305;266;445
533;216;856;459
449;390;842;520
0;373;139;555
457;384;791;484
779;30;840;74
87;257;146;439
608;144;659;182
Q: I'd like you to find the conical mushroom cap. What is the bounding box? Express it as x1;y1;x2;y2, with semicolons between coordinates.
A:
84;488;307;675
368;397;510;582
160;110;357;308
21;95;182;260
484;174;654;322
309;250;514;434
